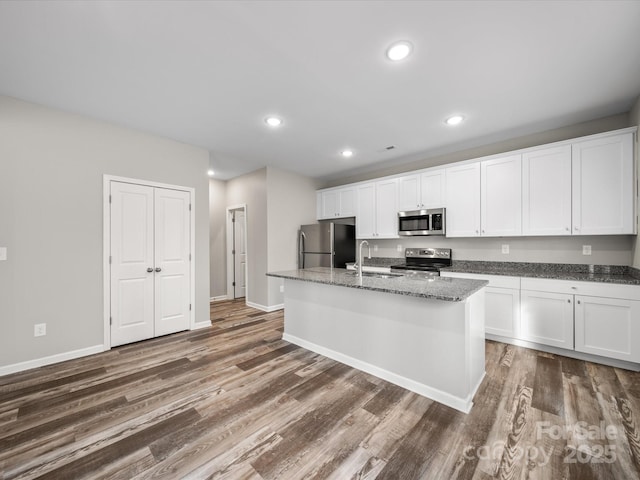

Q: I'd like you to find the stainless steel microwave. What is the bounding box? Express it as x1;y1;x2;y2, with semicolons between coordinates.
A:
398;208;446;236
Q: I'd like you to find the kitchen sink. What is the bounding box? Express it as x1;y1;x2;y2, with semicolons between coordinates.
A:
347;271;404;279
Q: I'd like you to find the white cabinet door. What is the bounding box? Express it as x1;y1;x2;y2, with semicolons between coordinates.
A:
572;132;635;235
338;187;356;217
375;179;399;238
356;182;376;238
522;145;572;236
318;187;356;219
445;163;481;237
575;295;640;362
485;287;520;338
319;190;338;219
481;154;522;236
398;174;421;211
520;290;574;349
421;169;445;209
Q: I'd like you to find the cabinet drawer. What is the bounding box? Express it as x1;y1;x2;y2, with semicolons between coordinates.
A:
441;271;520;289
520;277;640;301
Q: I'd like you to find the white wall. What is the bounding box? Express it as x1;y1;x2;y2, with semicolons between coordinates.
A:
266;167;318;306
0;96;210;369
226;168;269;307
209;178;227;298
368;235;634;266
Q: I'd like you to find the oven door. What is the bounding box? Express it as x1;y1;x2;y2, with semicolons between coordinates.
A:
398;210;430;236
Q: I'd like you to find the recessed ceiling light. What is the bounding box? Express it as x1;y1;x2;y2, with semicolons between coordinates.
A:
445;115;465;126
264;116;283;127
386;41;413;61
207;169;215;177
341;149;354;158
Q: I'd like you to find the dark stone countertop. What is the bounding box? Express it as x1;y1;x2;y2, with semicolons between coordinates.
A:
267;267;488;302
441;261;640;286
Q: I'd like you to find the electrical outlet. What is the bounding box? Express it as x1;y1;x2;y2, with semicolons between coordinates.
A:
373;244;378;252
279;285;284;293
396;244;403;252
0;247;6;261
34;323;46;337
501;244;509;254
582;245;592;255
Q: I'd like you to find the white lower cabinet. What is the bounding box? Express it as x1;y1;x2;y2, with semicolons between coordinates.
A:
442;272;640;367
520;290;575;349
440;272;520;337
574;295;640;362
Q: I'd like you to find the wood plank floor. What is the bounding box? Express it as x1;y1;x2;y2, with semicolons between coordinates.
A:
1;299;640;479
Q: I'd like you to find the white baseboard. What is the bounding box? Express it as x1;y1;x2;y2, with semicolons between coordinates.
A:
246;301;284;313
0;345;105;377
282;333;476;414
192;321;212;331
210;295;228;302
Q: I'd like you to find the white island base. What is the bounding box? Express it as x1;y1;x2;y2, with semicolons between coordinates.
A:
282;279;486;413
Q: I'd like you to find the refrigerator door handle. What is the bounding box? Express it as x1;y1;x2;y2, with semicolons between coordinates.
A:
299;231;306;269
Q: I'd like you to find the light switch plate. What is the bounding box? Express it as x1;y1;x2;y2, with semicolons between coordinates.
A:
582;245;592;255
501;244;509;254
396;244;403;252
373;244;378;252
0;247;6;261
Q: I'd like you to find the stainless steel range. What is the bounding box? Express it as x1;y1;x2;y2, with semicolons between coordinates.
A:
390;248;452;277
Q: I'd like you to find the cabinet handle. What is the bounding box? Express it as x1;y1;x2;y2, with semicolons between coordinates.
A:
577;300;581;305
565;227;570;232
571;286;577;290
567;299;571;303
475;230;479;234
574;226;579;231
147;267;154;273
155;267;162;272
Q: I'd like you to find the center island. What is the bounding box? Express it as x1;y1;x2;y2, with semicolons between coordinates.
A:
267;267;488;413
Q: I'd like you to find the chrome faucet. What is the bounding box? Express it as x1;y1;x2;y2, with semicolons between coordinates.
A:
357;240;371;278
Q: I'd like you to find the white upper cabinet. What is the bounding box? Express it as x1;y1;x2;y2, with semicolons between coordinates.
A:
398;169;445;211
445;163;481;237
317;186;356;220
481;154;522;237
522;145;572;236
571;132;635;235
356;179;399;239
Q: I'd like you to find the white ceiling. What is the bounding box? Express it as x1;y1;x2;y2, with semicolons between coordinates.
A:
1;1;639;182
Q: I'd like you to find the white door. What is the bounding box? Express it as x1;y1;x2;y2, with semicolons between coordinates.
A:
398;174;421;211
110;182;191;347
153;188;191;337
110;182;155;347
485;287;520;338
420;169;445;209
233;209;246;298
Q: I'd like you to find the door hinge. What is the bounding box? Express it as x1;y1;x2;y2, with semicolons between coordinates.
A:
110;316;112;325
232;281;236;287
189;203;192;211
232;249;235;255
189;253;192;261
232;217;235;223
109;255;112;264
109;194;112;203
189;304;192;311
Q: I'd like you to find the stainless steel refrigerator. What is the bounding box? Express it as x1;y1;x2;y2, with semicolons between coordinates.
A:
298;223;356;269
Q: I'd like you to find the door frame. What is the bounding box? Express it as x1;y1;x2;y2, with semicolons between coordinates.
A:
226;204;248;301
102;175;196;351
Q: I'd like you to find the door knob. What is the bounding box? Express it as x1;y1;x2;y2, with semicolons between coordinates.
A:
155;267;162;272
146;268;154;273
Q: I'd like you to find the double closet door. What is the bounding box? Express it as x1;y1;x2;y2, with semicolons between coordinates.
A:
110;181;191;347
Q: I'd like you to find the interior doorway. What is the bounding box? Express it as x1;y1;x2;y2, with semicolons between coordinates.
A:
226;205;247;300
